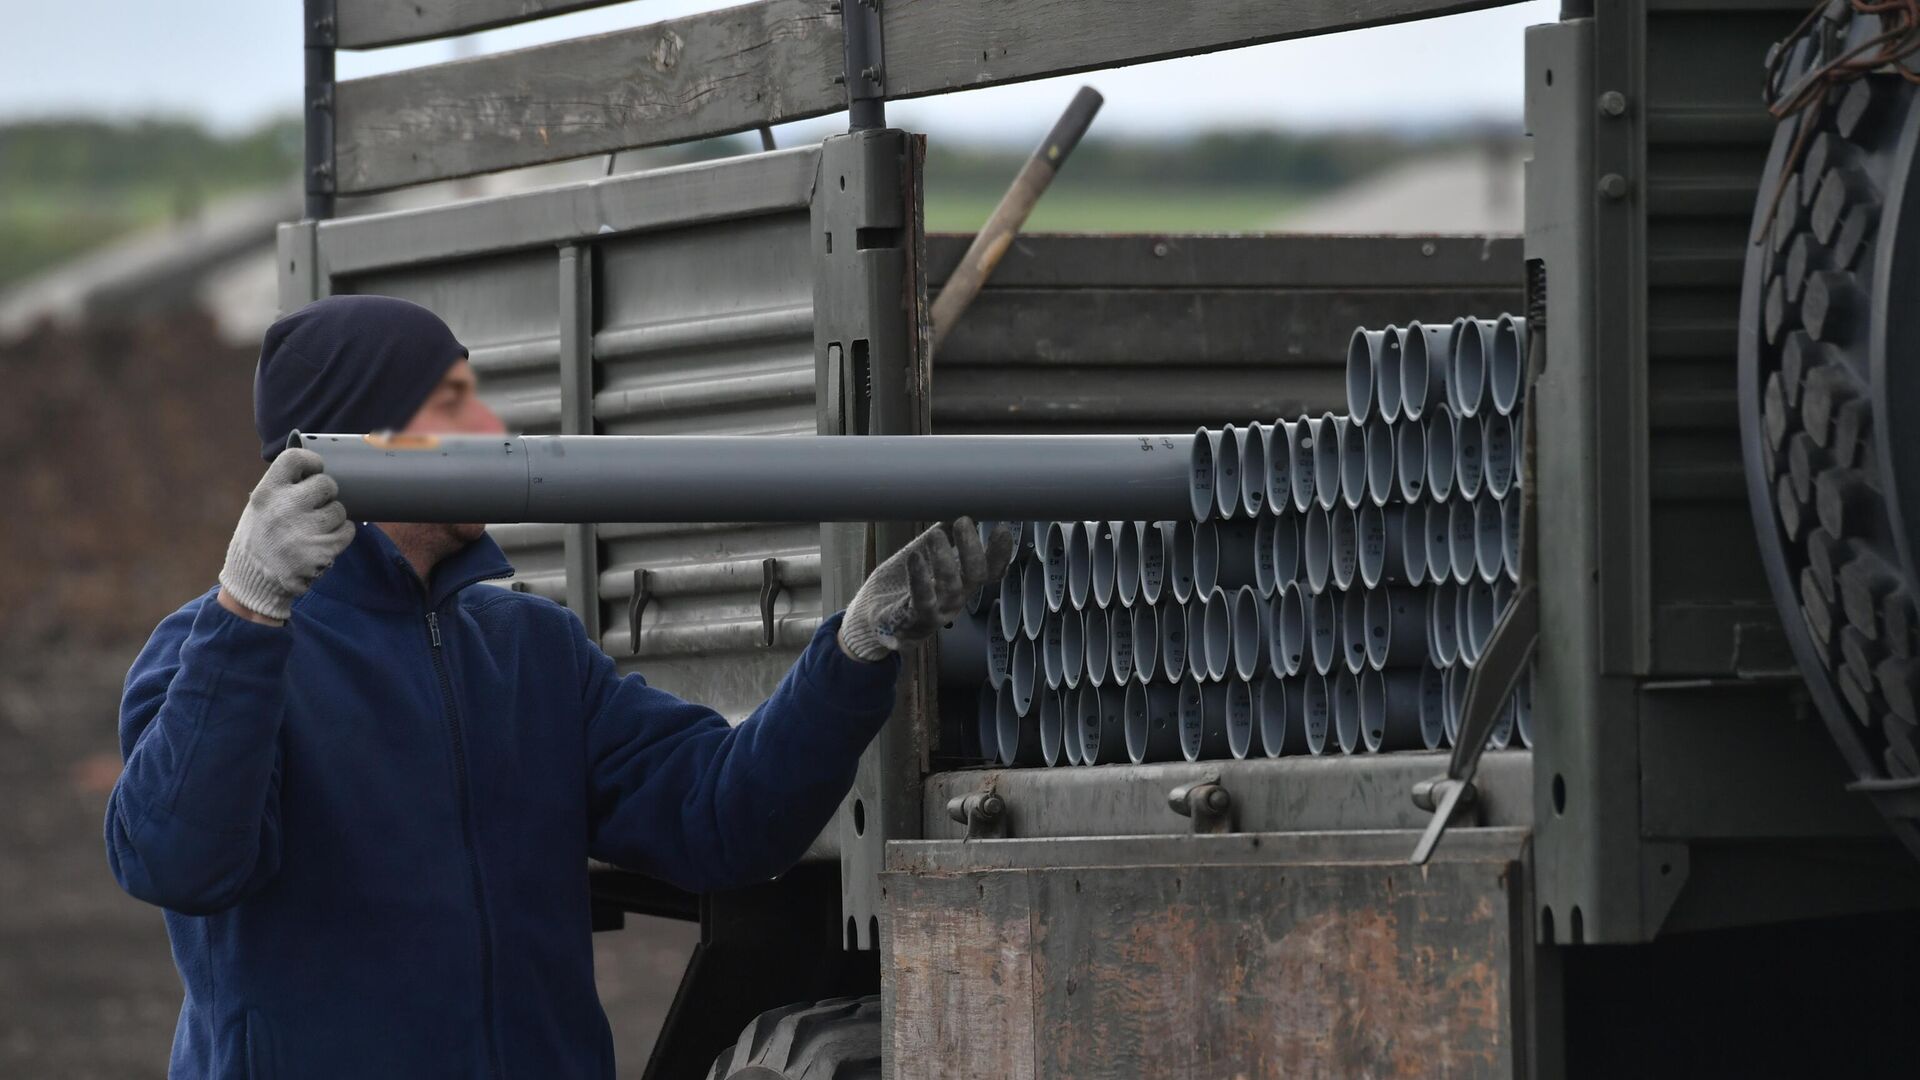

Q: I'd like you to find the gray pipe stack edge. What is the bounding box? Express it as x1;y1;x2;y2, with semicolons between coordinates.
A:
291;432;1196;523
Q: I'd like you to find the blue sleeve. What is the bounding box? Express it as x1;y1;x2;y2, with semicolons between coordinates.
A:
105;591;290;915
582;611;899;893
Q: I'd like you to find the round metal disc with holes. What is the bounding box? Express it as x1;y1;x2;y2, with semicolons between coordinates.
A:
1740;10;1920;856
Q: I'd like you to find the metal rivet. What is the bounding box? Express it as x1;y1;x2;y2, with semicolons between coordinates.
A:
1152;242;1169;257
1598;90;1628;117
1420;241;1437;256
1598;173;1629;200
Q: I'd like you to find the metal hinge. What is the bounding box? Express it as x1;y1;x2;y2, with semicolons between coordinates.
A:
1168;776;1234;834
945;788;1008;840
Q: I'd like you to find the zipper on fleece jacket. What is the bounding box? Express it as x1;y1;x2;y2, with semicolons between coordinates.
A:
427;610;507;1079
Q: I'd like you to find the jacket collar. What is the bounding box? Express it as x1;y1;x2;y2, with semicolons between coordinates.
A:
309;524;515;614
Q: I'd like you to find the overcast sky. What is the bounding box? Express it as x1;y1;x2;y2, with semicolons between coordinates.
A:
3;0;1556;143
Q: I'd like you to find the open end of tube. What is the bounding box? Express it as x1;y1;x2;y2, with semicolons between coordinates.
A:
1341;587;1369;674
1240;424;1269;515
1278;584;1306;676
1040;691;1065;766
1044;522;1070;612
1090;522;1116;607
1425;405;1456;501
1475;497;1503;584
1022;559;1048;639
1455;412;1485;499
1514;664;1535;749
1061;609;1085;687
1215;425;1243;520
1068;523;1094;609
1401;503;1429;588
1160;603;1188;681
1363;418;1395;508
998;570;1024;641
1291;417;1318;513
1449;500;1477;586
1340;419;1368;510
1304;675;1331;755
1428;582;1459;667
1502;495;1521;583
1333;671;1361;755
1168;523;1196;603
1271;514;1301;584
1314;412;1343;511
1401;321;1432;422
1138;522;1165;604
1490;698;1514;750
987;604;1011;688
1192;521;1221;597
1304;505;1331;594
1363;586;1391;670
1377;326;1405;423
1203;590;1232;681
1492;313;1524;416
1232;587;1262;681
1330;505;1358;591
1131;605;1159;683
1123;683;1149;764
1309;589;1338;676
996;688;1022;765
1042;613;1066;689
1453;317;1489;418
1346;328;1376;422
1484;413;1514;498
1254;517;1278;596
1418;665;1448;750
1072;687;1098;765
1395;420;1426;503
1445;664;1467;745
1083;607;1109;687
1177;680;1206;762
1189;429;1218;523
1357;504;1386;589
1360;669;1386;753
1114;521;1141;606
1424;505;1450;590
1108;607;1134;684
1266;420;1295;511
1467;581;1496;659
1226;680;1254;759
1258;678;1288;758
1011;637;1037;713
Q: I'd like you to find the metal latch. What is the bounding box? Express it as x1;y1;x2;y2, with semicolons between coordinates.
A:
627;568;654;656
945;789;1008;840
1168;776;1234;834
759;557;785;648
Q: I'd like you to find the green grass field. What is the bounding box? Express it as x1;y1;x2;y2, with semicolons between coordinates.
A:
925;182;1299;233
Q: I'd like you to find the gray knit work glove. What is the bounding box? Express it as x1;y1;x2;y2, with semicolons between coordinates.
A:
218;449;356;621
838;517;1016;662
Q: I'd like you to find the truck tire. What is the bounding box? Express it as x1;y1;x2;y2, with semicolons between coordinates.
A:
1741;11;1920;855
704;996;881;1080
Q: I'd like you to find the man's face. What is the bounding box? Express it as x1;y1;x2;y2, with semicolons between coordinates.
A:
396;359;504;545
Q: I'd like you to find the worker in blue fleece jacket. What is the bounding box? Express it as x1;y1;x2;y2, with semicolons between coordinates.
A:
107;295;1013;1079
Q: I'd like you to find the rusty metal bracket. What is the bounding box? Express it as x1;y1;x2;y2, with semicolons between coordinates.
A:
627;568;654;656
759;557;785;648
1168;775;1234;834
945;789;1008;840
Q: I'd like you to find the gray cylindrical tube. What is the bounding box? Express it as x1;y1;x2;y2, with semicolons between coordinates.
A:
1215;424;1244;520
1042;610;1066;690
1276;581;1307;677
1314;411;1343;512
1454;581;1475;667
1444;663;1467;746
1425;403;1457;502
1265;419;1296;513
1513;660;1535;749
1000;681;1043;766
1090;521;1118;609
1452;316;1495;418
986;603;1012;688
1422;501;1450;593
1501;494;1521;584
1309;586;1339;677
1061;606;1086;689
1068;521;1094;610
1130;603;1160;684
1489;694;1515;751
1078;682;1127;766
1194;519;1259;595
1493;576;1515;629
1198;588;1232;683
1364;586;1428;670
1483;411;1515;499
1301;672;1332;755
1113;520;1141;606
1254;677;1286;758
1357;503;1409;589
1290;415;1319;513
1269;676;1307;755
1403;501;1431;588
1189;427;1220;523
1240;423;1272;517
1254;516;1279;597
983;683;1009;763
1138;521;1167;605
1230;585;1265;682
1417;663;1449;750
1329;504;1358;591
1340;587;1369;674
1449;499;1477;586
1376;325;1406;424
1364;416;1395;508
1303;503;1332;594
1331;668;1362;755
1512;405;1527;491
1491;313;1526;416
1270;511;1301;586
1394;419;1426;503
1021;556;1048;639
1475;496;1504;584
1347;327;1381;423
296;431;1194;524
1361;668;1426;753
998;561;1025;641
1224;679;1257;760
1158;601;1189;682
1402;320;1453;423
1124;680;1181;763
1109;602;1136;684
1455;405;1486;499
1083;605;1110;688
1464;579;1496;663
1339;417;1367;510
1178;677;1234;762
1044;521;1072;613
1010;634;1037;714
1428;580;1460;668
1039;689;1069;767
1166;522;1197;604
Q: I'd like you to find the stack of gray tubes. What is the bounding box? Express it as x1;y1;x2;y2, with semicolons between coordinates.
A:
943;314;1537;767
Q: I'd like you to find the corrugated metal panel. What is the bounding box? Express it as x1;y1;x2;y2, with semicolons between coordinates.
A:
312;148;824;722
1641;2;1796;674
926;234;1524;434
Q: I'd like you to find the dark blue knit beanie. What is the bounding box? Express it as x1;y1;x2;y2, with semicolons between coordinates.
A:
253;295;468;460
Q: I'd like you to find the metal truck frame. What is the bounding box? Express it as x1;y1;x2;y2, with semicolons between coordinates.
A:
283;1;1920;1075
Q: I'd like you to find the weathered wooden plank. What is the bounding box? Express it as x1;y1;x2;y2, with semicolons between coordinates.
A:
885;853;1526;1078
333;0;843;193
884;0;1522;100
333;0;1519;192
336;0;637;50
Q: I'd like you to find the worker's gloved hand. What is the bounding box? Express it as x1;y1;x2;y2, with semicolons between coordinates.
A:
838;517;1015;662
218;449;356;622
